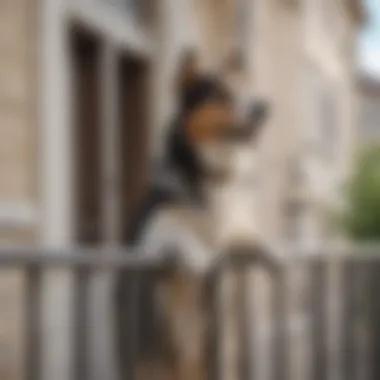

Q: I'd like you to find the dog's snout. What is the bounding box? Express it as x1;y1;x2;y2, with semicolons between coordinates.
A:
220;100;269;142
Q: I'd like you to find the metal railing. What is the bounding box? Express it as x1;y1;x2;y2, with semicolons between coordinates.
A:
0;246;380;380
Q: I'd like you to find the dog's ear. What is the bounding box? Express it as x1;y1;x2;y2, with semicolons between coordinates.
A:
176;49;201;95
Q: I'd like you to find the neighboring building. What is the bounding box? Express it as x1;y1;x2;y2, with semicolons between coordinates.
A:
357;72;380;144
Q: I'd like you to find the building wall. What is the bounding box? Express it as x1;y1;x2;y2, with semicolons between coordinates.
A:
0;0;38;241
0;1;38;379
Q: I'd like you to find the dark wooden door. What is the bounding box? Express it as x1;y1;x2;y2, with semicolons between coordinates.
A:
118;55;150;244
70;27;102;245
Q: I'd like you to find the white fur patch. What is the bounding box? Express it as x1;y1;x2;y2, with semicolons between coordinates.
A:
139;209;216;273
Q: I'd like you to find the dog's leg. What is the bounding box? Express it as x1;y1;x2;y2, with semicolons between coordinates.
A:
159;271;207;380
177;277;207;380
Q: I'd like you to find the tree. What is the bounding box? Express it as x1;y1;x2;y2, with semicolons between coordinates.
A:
343;145;380;240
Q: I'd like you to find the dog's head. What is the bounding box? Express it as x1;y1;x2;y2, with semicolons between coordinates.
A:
174;50;269;183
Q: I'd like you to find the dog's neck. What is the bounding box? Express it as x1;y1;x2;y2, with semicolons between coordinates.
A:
199;148;259;247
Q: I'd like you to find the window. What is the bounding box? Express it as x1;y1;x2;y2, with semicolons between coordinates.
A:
290;156;306;186
284;201;305;244
306;64;338;161
319;81;338;161
69;26;150;245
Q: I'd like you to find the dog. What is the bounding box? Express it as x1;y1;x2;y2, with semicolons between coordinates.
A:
115;50;269;380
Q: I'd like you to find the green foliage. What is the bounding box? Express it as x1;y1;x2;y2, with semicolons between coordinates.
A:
343;145;380;240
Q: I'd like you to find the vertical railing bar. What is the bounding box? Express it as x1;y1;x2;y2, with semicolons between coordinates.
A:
356;262;369;380
367;262;375;380
126;270;140;380
272;266;288;380
73;266;90;380
114;269;133;380
25;265;42;380
237;268;251;380
362;261;374;380
208;265;223;380
368;261;380;380
340;258;357;380
246;267;257;380
310;259;328;380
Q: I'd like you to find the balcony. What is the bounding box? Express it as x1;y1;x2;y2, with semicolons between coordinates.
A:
0;246;379;380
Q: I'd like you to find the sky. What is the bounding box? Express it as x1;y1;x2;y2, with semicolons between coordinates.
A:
360;0;380;77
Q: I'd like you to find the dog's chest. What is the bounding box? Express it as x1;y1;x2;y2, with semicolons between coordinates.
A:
208;149;259;246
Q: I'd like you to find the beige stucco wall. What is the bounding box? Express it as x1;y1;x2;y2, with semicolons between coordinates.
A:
0;1;38;379
0;0;38;241
0;0;37;212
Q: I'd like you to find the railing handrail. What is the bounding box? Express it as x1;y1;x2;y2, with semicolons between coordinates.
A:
0;244;380;271
271;243;380;261
0;246;164;268
0;245;284;272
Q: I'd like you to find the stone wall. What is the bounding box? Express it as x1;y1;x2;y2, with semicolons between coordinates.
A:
0;1;37;379
0;0;37;206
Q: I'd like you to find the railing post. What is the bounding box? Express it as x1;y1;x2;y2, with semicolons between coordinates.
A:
340;259;359;380
310;259;328;380
361;261;374;380
272;267;288;380
207;265;223;380
126;271;141;380
237;268;252;380
73;267;90;380
25;265;42;380
114;268;142;380
369;262;380;380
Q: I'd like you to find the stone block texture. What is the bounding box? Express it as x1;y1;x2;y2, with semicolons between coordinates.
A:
0;0;36;203
0;1;37;379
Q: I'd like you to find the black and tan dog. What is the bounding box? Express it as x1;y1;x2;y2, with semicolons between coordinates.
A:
115;51;269;380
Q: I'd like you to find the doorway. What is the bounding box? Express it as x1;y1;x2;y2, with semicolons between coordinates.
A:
70;26;150;246
70;26;102;245
118;55;150;244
